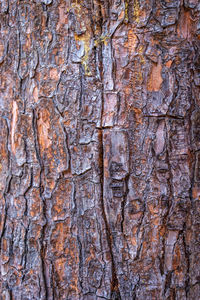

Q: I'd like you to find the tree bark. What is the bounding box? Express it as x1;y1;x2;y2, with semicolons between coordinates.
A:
0;0;200;299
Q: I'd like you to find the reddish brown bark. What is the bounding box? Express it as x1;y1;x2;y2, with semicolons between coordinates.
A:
0;0;200;299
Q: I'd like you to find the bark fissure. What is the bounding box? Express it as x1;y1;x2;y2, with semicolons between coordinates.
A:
100;130;121;299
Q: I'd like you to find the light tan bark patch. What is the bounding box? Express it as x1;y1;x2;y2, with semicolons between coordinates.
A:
37;109;52;151
147;60;163;92
11;101;18;154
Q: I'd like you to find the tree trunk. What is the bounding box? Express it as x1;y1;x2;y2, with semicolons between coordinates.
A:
0;0;200;299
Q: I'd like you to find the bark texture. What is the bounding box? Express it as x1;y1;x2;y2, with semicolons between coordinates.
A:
0;0;200;299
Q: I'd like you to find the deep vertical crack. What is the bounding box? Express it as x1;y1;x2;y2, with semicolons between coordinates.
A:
99;129;121;299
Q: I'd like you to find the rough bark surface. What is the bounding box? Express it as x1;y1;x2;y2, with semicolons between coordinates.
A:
0;0;200;299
